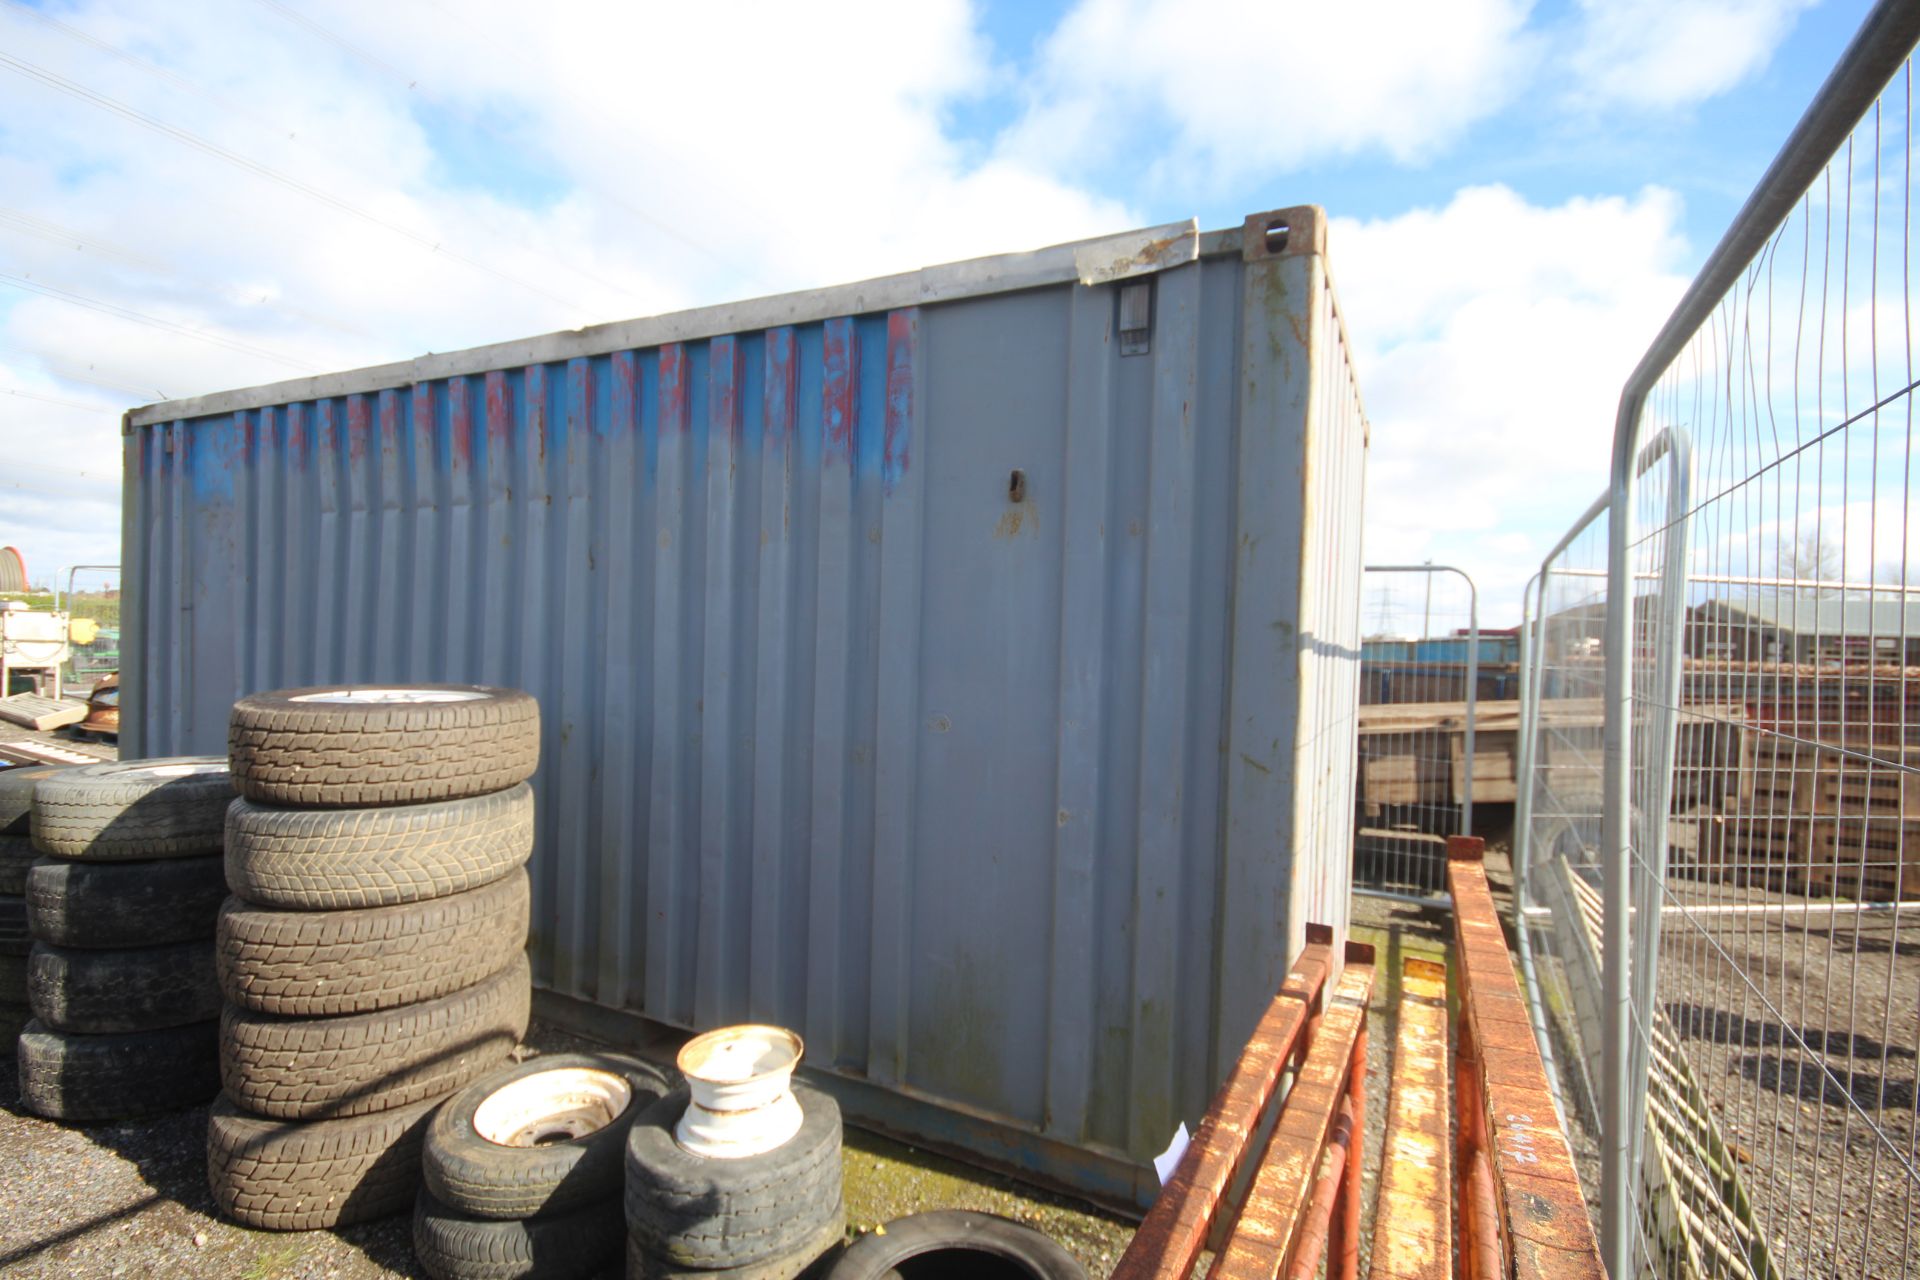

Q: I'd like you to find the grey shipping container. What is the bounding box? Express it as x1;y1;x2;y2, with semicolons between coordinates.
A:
122;206;1368;1209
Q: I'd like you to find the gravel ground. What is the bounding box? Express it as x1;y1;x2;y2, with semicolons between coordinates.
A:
1655;880;1918;1280
0;1019;1134;1279
0;893;1492;1280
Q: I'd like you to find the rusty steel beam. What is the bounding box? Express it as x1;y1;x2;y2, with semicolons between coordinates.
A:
1332;1021;1365;1280
1283;1097;1356;1280
1367;958;1451;1280
1209;944;1376;1280
1447;836;1605;1280
1110;927;1337;1280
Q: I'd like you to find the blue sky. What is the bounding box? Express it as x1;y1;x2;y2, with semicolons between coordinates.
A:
0;0;1898;627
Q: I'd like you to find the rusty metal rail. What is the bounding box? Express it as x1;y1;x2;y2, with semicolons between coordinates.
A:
1448;834;1604;1280
1111;925;1372;1280
1368;957;1451;1280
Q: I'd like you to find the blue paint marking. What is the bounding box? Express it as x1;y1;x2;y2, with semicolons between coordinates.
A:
188;415;239;502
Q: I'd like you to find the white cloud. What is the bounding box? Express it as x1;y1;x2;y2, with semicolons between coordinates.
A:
1332;185;1693;624
0;0;1130;579
1001;0;1539;183
1564;0;1817;111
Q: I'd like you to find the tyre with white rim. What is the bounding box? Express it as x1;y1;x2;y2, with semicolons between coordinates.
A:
424;1051;672;1220
229;685;540;808
625;1083;843;1271
30;758;233;860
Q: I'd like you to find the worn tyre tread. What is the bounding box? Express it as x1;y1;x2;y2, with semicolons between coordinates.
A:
423;1051;671;1220
412;1191;626;1280
626;1200;847;1280
27;939;220;1033
0;834;36;894
30;759;233;860
17;1018;219;1121
208;1092;439;1231
625;1085;843;1268
229;686;539;808
225;786;534;910
221;955;530;1120
25;854;227;948
219;872;528;1016
0;766;67;839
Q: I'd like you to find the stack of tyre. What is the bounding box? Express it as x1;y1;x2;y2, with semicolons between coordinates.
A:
207;685;540;1232
15;758;234;1121
624;1082;847;1280
414;1052;673;1280
0;766;57;1045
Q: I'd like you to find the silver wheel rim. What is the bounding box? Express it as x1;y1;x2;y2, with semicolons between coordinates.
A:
472;1067;632;1148
288;688;489;705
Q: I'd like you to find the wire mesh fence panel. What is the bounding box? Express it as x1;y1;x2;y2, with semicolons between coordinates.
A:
60;564;119;690
1354;564;1481;900
1621;66;1920;1280
1516;16;1920;1279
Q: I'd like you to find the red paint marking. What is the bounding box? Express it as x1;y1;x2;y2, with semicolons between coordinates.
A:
765;328;795;442
711;336;740;447
347;395;371;465
884;309;918;493
449;380;473;471
821;317;856;466
526;365;548;462
485;371;511;455
613;351;638;437
660;343;689;436
285;403;308;469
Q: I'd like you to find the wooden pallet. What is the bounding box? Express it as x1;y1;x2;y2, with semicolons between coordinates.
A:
1818;765;1920;818
1738;734;1838;812
1716;817;1818;890
1806;817;1917;901
0;693;87;732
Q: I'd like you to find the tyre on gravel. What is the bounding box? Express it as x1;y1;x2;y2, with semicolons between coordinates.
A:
221;954;531;1121
224;785;533;910
0;765;68;838
0;892;27;955
624;1084;844;1270
228;685;540;808
413;1190;627;1280
25;854;228;948
0;834;37;894
627;1201;848;1280
17;1017;219;1121
218;871;529;1017
30;758;234;860
27;939;221;1033
423;1051;671;1220
208;1092;440;1231
820;1211;1087;1280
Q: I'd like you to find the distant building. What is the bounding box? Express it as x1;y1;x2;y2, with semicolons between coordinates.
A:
1687;596;1920;665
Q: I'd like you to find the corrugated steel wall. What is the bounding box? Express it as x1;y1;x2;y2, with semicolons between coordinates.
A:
122;210;1367;1206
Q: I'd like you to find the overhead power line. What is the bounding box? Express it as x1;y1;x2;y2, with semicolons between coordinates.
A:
0;270;318;371
4;0;656;312
0;48;596;317
0;204;383;344
0;385;118;414
256;0;742;279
